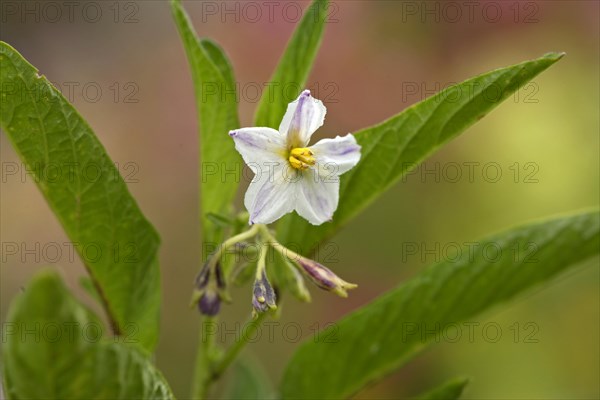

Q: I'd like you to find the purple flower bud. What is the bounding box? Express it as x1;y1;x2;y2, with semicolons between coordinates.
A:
252;270;277;313
194;261;227;316
296;257;357;298
198;290;221;316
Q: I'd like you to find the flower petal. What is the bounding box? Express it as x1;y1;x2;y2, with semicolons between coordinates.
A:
294;169;339;225
245;162;298;225
310;134;361;176
279;90;326;147
229;127;286;172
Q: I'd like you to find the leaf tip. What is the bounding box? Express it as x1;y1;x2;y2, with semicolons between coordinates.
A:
543;51;566;62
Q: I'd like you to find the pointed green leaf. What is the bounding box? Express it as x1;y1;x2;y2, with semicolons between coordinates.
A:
0;42;161;351
280;210;600;399
2;270;174;399
254;0;329;128
171;0;241;244
416;377;470;400
276;53;565;255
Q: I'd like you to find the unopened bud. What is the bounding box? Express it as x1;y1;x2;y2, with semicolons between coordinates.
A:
198;290;221;316
193;261;228;316
252;269;277;313
296;258;357;298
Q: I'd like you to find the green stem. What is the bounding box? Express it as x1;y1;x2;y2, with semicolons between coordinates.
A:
191;224;263;398
193;312;269;398
208;224;261;270
255;239;269;280
212;312;268;379
191;315;217;399
258;225;305;261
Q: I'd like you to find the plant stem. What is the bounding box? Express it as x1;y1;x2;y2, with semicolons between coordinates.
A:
255;238;270;280
191;224;263;398
192;312;269;398
212;312;268;379
191;315;217;399
258;225;305;261
208;224;261;270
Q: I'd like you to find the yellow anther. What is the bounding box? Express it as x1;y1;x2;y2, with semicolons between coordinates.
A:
290;148;313;158
289;147;316;170
289;156;307;170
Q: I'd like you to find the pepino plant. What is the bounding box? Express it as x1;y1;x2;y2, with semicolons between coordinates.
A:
0;0;598;399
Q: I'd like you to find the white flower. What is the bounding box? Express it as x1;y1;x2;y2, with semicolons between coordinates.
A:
229;90;361;225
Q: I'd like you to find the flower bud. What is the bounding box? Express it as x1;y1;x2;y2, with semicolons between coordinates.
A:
193;261;228;316
252;269;277;313
198;290;221;316
296;257;357;298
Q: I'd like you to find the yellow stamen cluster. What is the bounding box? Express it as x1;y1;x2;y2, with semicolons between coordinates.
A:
289;147;316;170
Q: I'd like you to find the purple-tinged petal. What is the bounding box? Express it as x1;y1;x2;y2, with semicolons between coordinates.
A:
279;90;326;148
229;127;286;172
310;134;361;176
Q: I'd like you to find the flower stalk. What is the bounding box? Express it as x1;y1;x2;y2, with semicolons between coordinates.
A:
191;224;261;315
191;223;356;398
259;225;357;298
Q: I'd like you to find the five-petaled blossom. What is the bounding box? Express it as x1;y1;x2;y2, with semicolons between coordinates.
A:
230;90;361;225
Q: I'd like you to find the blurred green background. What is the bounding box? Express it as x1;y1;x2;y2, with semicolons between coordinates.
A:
1;1;598;398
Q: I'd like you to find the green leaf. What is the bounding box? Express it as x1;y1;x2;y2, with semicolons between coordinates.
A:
280;210;600;399
206;212;235;229
223;356;274;400
171;0;241;245
276;53;565;255
79;276;102;305
254;0;329;128
0;42;161;351
416;377;470;400
2;270;174;399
